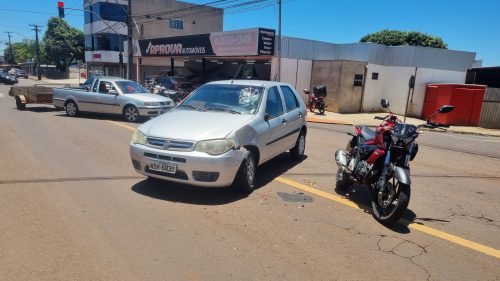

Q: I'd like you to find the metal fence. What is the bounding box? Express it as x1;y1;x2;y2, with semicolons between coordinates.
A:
479;88;500;129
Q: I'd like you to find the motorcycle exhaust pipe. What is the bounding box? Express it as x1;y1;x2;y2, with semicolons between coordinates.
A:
335;149;348;168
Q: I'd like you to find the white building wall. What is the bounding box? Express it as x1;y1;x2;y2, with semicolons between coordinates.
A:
272;58;312;103
363;64;416;115
363;64;467;116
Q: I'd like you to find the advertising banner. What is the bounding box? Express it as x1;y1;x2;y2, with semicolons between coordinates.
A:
138;28;275;57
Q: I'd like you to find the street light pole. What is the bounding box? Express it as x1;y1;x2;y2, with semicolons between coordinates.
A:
127;0;134;80
5;31;14;69
277;0;282;82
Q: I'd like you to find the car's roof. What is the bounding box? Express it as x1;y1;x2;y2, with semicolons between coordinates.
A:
93;76;129;82
206;80;290;88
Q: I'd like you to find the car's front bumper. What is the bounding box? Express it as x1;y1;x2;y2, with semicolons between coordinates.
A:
130;143;248;187
137;106;174;117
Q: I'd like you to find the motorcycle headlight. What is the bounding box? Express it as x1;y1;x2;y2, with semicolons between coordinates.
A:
131;130;148;145
194;139;235;155
144;102;161;106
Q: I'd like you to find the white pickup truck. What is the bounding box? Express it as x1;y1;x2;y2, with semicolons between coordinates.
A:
53;76;174;122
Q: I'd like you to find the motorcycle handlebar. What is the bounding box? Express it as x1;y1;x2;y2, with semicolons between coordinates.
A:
374;116;386;120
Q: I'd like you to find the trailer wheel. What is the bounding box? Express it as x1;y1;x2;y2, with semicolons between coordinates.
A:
15;95;26;110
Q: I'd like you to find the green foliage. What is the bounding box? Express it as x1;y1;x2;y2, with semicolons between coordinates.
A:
43;17;84;72
5;40;37;64
360;29;448;49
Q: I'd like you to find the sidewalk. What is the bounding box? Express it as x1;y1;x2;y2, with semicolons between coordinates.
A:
306;111;500;137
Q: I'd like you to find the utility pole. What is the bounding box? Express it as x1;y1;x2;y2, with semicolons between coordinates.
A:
29;24;42;80
127;0;133;80
5;31;14;69
277;0;282;82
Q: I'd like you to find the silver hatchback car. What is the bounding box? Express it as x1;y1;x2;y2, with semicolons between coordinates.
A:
130;80;307;192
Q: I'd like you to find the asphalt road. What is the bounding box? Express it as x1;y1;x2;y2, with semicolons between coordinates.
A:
0;79;499;281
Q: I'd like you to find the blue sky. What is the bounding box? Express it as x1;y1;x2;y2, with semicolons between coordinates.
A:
1;0;499;66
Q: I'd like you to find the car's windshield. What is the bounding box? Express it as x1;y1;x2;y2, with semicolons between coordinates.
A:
115;81;150;94
181;84;264;114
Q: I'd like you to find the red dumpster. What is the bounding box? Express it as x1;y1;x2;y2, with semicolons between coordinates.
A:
422;84;486;126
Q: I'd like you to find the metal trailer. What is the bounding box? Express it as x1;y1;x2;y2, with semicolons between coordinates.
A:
8;84;68;110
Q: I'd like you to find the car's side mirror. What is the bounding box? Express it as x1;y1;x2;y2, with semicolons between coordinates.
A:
264;113;270;121
381;99;390;108
79;83;83;86
438;105;454;114
85;86;91;91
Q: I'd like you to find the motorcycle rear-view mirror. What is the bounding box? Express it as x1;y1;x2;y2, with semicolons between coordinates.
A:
381;99;390;108
438;105;454;114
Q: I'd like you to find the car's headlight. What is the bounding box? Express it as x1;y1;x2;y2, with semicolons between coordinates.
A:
144;102;161;106
132;130;148;145
194;139;235;155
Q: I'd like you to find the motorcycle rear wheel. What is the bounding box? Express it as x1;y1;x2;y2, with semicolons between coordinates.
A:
371;179;410;225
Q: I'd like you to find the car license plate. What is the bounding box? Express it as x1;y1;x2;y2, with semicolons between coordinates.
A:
149;160;176;174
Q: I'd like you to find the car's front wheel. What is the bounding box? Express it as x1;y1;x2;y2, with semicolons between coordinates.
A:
124;105;140;122
233;151;256;193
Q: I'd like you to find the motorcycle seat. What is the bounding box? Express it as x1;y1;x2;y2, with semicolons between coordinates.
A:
361;126;376;140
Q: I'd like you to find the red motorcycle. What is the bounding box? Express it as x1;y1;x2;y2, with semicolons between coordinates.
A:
335;99;454;224
304;86;326;114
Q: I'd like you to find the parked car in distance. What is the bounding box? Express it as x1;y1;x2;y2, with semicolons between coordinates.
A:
130;80;308;192
0;72;18;85
53;77;174;122
14;69;28;78
157;76;193;96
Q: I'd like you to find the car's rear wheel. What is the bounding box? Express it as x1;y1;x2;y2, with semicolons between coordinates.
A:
65;101;79;117
233;151;256;193
290;130;306;160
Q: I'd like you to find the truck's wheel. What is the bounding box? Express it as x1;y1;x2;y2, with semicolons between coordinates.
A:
15;96;26;110
65;101;79;117
124;105;140;122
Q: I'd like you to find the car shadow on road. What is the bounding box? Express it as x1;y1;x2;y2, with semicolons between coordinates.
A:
54;112;148;123
20;106;60;113
131;153;307;205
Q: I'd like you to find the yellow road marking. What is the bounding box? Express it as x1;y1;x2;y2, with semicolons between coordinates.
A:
275;176;500;260
105;120;500;260
107;120;136;131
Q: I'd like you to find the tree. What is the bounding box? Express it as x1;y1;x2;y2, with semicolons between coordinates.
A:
360;29;448;49
7;40;36;64
43;17;84;72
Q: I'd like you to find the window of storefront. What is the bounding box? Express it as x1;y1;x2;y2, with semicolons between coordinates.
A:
85;2;127;24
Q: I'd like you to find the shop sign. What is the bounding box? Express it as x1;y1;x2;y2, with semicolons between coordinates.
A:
138;28;275;57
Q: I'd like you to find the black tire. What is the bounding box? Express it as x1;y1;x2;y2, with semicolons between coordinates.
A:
290;130;306;160
232;151;257;193
318;103;325;115
15;96;26;110
65;101;79;117
371;180;411;225
335;168;352;190
123;105;140;122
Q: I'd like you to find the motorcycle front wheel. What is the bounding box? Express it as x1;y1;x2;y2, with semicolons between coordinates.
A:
371;178;410;225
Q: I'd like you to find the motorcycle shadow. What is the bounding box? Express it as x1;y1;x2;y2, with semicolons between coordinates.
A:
334;183;418;234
